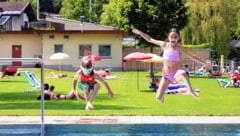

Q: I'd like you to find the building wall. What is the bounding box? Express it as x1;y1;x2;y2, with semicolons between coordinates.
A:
0;33;42;66
42;33;123;71
11;16;21;31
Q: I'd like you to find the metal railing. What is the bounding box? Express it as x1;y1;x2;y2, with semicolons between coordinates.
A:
0;58;45;136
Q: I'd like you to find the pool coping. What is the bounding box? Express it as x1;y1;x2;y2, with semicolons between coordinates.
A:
0;116;239;124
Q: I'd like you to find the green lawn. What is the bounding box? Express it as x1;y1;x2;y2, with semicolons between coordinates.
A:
0;68;239;116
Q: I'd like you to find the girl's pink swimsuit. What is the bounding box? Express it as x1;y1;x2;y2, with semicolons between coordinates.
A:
162;48;180;83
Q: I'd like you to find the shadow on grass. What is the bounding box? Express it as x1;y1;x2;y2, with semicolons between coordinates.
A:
0;101;134;111
0;91;39;101
140;89;155;93
0;92;135;110
0;80;25;83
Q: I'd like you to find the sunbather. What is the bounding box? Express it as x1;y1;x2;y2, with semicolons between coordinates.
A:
48;72;68;78
57;90;85;100
0;67;17;78
95;68;119;80
37;83;56;100
231;70;240;87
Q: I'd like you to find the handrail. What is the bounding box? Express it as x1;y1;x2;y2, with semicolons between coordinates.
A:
0;58;45;136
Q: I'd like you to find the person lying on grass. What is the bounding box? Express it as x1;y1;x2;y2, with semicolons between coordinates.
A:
56;89;85;100
37;84;85;100
72;59;114;111
37;84;59;100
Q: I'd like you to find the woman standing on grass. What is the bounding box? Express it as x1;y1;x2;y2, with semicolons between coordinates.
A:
132;28;211;103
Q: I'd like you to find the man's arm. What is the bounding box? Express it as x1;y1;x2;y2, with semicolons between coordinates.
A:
180;47;212;70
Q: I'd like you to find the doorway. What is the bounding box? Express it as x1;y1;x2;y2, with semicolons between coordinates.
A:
12;45;22;66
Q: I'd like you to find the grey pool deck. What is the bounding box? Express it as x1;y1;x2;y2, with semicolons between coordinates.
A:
0;116;239;124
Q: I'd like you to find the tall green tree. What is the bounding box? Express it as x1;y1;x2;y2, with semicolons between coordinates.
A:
232;2;240;40
101;0;188;45
101;0;188;77
181;0;239;59
60;0;108;23
91;0;109;23
60;0;88;21
100;0;132;30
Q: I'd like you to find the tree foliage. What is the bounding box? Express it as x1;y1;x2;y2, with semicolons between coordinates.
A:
181;0;239;59
100;0;132;30
232;6;240;40
101;0;188;48
60;0;108;23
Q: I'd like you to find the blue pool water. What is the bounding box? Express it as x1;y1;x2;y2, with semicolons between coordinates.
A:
0;124;240;136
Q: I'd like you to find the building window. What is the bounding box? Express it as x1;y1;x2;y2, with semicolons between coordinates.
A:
54;44;63;53
99;45;111;57
49;35;55;39
64;35;69;39
79;44;91;57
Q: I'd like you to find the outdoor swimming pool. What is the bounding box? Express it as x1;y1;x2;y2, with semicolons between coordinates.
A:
0;124;239;136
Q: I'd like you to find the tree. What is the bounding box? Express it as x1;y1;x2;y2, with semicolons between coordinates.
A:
231;0;240;39
91;0;109;23
101;0;188;44
232;4;240;40
60;0;108;23
101;0;188;77
181;0;239;59
100;0;132;30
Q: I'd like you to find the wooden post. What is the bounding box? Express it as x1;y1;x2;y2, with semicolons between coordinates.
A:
220;55;224;73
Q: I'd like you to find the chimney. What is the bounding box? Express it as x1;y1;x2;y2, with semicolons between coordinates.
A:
80;16;85;23
80;16;85;33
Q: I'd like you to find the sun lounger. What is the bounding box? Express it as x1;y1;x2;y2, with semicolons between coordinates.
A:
21;71;41;91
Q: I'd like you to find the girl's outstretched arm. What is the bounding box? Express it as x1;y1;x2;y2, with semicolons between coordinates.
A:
180;47;212;70
132;28;166;48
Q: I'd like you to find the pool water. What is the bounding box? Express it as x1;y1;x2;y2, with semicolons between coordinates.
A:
0;124;240;136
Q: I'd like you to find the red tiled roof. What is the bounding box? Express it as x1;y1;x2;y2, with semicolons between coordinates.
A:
0;2;28;12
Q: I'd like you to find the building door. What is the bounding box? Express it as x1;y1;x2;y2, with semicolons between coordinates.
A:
12;45;22;66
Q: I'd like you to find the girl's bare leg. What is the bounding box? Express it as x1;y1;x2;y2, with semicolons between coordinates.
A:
83;85;90;101
85;83;99;110
174;70;199;98
156;77;170;103
88;83;100;103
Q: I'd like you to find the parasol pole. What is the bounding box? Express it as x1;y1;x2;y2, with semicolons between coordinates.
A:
137;62;139;91
58;60;61;72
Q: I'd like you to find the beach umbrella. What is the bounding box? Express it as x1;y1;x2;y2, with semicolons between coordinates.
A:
141;53;163;63
49;52;69;71
141;53;164;86
123;52;153;91
123;52;152;61
82;55;101;61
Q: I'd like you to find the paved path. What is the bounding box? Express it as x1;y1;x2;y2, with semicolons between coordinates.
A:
0;116;239;124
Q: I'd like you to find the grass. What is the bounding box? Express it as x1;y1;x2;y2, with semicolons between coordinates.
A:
0;68;239;116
